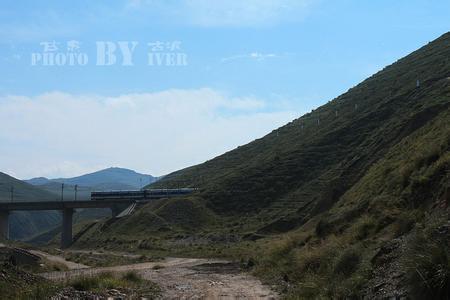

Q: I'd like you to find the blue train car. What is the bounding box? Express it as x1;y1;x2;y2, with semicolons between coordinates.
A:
91;188;197;201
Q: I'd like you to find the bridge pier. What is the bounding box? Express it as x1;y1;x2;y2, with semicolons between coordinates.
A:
0;190;196;247
61;208;74;249
111;205;122;218
0;211;9;240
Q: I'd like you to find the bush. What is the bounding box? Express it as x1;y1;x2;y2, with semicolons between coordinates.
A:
393;211;420;237
293;240;338;275
403;233;450;299
315;218;333;237
70;276;101;291
353;216;376;240
122;271;142;283
21;283;59;300
333;248;361;276
67;271;161;298
70;272;123;291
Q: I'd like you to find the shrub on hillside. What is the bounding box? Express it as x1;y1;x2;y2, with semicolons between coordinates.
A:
393;211;421;238
403;229;450;299
333;247;361;276
353;216;377;240
315;217;333;237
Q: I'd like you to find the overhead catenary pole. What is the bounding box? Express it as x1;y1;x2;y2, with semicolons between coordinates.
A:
74;184;78;201
61;183;64;202
10;186;14;202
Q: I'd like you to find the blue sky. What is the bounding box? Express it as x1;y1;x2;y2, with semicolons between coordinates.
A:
0;0;449;179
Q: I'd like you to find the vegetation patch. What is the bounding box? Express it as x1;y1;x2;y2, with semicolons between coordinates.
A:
402;222;450;300
68;271;160;298
0;263;59;300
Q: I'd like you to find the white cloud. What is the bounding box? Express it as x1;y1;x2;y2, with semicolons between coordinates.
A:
221;52;279;63
0;89;298;179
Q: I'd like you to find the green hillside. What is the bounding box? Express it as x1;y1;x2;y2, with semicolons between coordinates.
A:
0;172;61;240
75;32;450;298
0;172;59;202
150;32;449;218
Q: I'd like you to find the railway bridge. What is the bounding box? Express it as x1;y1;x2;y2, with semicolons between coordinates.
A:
0;189;196;248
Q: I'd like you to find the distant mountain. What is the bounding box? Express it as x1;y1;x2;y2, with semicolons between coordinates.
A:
19;167;157;244
25;177;51;185
26;167;156;190
0;172;60;240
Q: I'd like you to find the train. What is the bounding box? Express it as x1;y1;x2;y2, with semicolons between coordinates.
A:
91;188;198;201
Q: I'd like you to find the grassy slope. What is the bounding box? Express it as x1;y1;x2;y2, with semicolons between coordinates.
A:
75;32;450;297
0;172;61;240
147;31;449;232
0;172;59;202
0;263;57;299
254;103;449;298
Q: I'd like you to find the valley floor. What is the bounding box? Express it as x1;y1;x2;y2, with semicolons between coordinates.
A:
37;251;278;299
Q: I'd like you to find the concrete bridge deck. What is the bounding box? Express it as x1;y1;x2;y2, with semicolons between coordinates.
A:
0;198;153;211
0;188;196;248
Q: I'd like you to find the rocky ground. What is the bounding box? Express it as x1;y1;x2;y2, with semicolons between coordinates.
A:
40;257;278;299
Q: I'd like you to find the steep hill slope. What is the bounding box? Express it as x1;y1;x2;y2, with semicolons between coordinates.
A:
75;32;450;298
149;31;449;226
0;172;60;240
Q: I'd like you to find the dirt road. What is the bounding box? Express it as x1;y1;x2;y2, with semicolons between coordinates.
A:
30;249;89;270
41;257;278;299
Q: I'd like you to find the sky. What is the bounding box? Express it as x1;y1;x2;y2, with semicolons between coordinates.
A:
0;0;449;179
